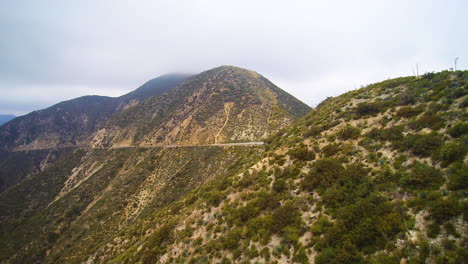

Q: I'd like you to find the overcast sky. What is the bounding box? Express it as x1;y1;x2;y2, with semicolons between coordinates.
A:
1;0;467;115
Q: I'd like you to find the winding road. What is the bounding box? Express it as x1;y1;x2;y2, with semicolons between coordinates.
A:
110;142;264;149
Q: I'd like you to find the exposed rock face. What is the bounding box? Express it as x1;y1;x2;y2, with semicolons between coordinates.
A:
91;66;310;148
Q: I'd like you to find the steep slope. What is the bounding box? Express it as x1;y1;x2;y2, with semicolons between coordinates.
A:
66;71;465;264
0;74;189;191
0;148;72;192
0;146;263;263
0;115;15;126
2;70;465;264
91;66;311;148
0;66;311;263
0;74;190;152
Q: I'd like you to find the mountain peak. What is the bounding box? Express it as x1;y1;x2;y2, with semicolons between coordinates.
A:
91;66;310;147
202;65;260;78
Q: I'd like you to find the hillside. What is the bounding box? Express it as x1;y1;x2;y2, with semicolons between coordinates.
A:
0;65;311;263
0;70;466;264
91;66;311;148
0;74;190;152
0;74;190;191
0;67;308;193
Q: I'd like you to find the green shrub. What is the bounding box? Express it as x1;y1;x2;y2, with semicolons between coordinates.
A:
428;196;461;223
447;122;468;138
311;215;333;235
252;191;280;211
408;113;445;131
316;242;364;264
396;105;424;118
337;125;361;140
400;162;444;190
236;203;260;222
271;202;303;234
145;222;175;256
293;246;309;264
272;178;287;193
315;247;338;264
369;253;400;264
366;126;404;143
260;247;270;261
436;141;467;165
238;173;256;188
448;86;468;99
447;162;468;190
246;215;273;240
303;125;322;138
427;222;441;238
356;102;382;116
321;143;341;157
301;159;345;191
288;144;316;161
382;126;405;142
205;190;224;206
394;133;443;157
397;89;418;105
221;227;243;250
326;195;403;254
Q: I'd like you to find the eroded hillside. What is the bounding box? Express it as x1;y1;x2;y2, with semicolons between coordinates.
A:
83;71;466;264
0;70;466;264
0;74;190;152
0;146;263;263
91;66;310;148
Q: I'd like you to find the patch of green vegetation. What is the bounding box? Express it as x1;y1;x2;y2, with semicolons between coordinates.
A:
337;125;361;140
287;143;316;161
400;162;444;190
393;132;443;157
355;101;384;117
448;122;468;138
396;105;425;118
2;70;467;264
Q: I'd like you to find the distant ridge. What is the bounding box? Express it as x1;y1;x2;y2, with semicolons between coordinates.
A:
0;74;191;152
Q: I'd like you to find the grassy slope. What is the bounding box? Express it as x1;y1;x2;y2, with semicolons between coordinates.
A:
0;148;75;192
95;71;467;264
0;146;263;263
0;71;466;264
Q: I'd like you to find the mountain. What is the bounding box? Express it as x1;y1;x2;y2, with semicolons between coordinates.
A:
0;74;190;152
0;65;311;263
0;74;190;191
0;69;466;263
90;66;311;148
0;115;15;126
118;73;192;106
